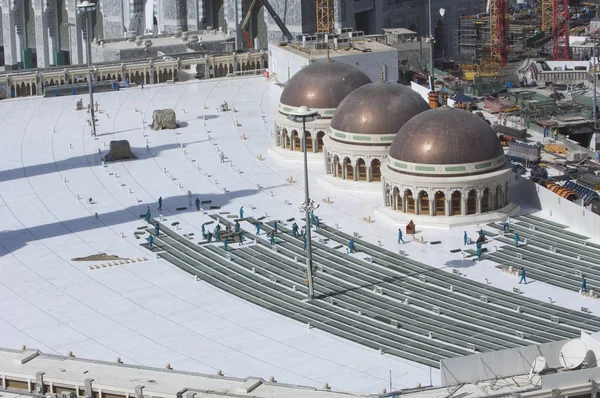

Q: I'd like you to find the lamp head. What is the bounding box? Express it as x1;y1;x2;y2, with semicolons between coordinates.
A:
439;8;446;17
77;1;96;11
286;105;320;122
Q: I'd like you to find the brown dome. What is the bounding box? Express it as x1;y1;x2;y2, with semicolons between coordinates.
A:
279;60;371;110
389;107;504;165
330;81;430;136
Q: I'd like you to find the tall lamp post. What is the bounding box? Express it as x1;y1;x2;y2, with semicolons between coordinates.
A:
287;106;320;300
439;8;446;61
77;0;97;137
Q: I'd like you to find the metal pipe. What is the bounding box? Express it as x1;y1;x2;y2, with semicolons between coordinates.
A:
303;117;315;300
85;10;97;137
594;35;597;128
234;0;239;51
428;0;435;92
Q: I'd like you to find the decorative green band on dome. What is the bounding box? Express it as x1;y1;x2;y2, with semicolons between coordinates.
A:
324;110;336;116
387;154;506;177
328;126;397;146
445;166;467;172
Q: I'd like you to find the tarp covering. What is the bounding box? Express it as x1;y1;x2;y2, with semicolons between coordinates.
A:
151;109;178;130
103;140;137;162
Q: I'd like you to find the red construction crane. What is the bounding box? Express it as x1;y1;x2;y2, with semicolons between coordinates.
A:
490;0;508;67
553;0;570;60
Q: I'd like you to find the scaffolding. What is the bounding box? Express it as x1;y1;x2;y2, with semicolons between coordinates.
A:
454;15;491;63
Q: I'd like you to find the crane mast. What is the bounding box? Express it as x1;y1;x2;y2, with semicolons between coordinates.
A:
316;0;334;34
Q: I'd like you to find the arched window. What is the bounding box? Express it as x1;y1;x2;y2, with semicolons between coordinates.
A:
451;191;461;216
316;131;325;152
292;130;301;151
495;185;503;210
344;157;353;180
406;189;415;214
304;131;313;152
371;159;381;182
334;155;341;177
467;189;477;215
282;129;289;148
434;191;445;216
393;187;402;211
419;191;429;215
481;188;490;213
357;158;367;181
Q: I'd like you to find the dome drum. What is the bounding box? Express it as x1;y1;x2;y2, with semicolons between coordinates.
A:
323;136;390;184
273;121;329;154
378;106;518;227
321;80;429;185
381;168;512;217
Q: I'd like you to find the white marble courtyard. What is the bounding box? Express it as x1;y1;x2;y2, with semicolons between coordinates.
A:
0;76;599;394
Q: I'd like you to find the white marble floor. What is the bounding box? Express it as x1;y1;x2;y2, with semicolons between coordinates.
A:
0;76;597;394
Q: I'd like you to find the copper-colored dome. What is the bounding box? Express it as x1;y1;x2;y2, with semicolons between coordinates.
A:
389;107;504;165
330;81;430;135
279;60;371;109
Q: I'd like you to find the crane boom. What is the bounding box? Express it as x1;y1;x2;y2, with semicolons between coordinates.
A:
262;0;294;42
241;0;259;48
241;0;258;31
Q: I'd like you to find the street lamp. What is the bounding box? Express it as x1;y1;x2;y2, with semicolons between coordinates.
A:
287;106;320;300
439;8;446;61
77;0;97;137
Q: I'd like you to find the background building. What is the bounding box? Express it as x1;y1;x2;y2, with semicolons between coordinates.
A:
0;0;486;70
264;0;486;59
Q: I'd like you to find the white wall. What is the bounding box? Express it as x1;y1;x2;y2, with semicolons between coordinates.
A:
269;44;399;84
440;339;569;386
268;44;310;84
328;48;399;83
512;176;600;239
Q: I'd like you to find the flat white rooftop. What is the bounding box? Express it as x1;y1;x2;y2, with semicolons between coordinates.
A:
98;31;231;51
0;348;366;398
0;75;599;396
